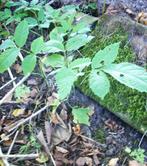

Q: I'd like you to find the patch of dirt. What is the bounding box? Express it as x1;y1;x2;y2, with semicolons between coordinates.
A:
68;89;147;164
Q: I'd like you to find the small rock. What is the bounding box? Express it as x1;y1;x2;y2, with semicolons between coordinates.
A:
108;158;119;166
129;160;146;166
27;78;38;86
106;147;116;157
106;135;113;144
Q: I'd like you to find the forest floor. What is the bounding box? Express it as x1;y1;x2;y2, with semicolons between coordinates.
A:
0;0;147;166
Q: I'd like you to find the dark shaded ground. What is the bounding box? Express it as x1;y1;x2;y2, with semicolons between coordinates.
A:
69;89;147;153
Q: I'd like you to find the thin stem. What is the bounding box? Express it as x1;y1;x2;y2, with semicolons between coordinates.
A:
8;68;16;87
7;131;19;155
21;49;31;55
30;29;41;36
0;148;10;166
0;77;16;91
38;58;50;88
138;130;147;148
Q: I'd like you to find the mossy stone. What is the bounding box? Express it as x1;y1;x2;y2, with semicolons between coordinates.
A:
77;15;147;133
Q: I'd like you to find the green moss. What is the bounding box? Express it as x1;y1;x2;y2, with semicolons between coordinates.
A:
93;129;105;143
77;21;147;133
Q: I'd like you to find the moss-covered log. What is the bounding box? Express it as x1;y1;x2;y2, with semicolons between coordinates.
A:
77;14;147;133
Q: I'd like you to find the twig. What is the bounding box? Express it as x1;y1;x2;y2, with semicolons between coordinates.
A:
0;77;16;91
0;154;39;159
5;104;49;132
79;134;106;149
49;152;56;166
18;52;24;61
8;68;16;87
37;130;56;166
0;128;18;143
0;74;30;105
0;147;10;166
138;130;147;148
7;131;19;155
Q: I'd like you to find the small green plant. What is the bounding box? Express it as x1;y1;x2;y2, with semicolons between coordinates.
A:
19;134;41;154
43;41;147;100
0;1;147;102
72;107;93;126
14;84;30;100
125;147;145;164
1;0;49;26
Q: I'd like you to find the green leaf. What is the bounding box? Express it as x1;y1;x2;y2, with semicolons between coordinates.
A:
55;67;77;100
59;11;76;32
72;108;92;126
75;12;98;25
49;28;64;42
42;54;64;68
22;54;37;75
89;70;110;99
38;8;45;22
30;0;39;6
0;39;15;50
72;21;91;34
14;20;29;47
103;62;147;92
0;48;20;73
31;37;44;54
39;20;50;28
66;34;93;52
69;58;91;70
0;9;11;21
92;42;120;69
25;17;38;28
60;19;72;32
43;40;64;53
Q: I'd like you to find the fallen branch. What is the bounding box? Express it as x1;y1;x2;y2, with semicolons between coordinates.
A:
7;131;19;155
0;154;39;159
